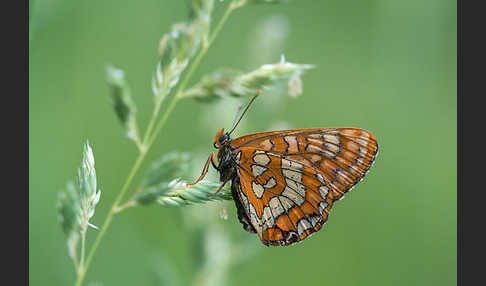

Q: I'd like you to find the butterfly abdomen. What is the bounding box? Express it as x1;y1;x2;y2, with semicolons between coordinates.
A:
231;176;257;234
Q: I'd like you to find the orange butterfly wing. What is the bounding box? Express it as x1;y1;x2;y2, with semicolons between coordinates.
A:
230;128;378;246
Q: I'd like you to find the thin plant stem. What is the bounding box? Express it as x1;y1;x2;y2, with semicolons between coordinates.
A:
112;200;137;214
78;230;86;275
146;2;238;147
72;246;80;275
141;96;165;150
208;2;237;46
73;3;240;285
133;133;144;153
143;2;238;152
145;94;181;152
74;153;145;286
142;104;159;146
112;186;142;214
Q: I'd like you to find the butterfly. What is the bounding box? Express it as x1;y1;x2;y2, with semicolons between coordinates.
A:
190;91;379;246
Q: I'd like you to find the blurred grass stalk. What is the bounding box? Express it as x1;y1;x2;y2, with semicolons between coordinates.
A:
69;2;249;285
182;203;262;286
55;1;313;285
71;2;233;285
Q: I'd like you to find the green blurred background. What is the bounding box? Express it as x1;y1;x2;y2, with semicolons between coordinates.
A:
29;0;456;285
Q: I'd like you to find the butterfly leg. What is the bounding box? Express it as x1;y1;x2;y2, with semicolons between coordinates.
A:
207;169;233;197
187;152;216;186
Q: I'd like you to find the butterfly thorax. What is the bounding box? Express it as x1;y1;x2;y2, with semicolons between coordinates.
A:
213;128;238;182
216;141;237;182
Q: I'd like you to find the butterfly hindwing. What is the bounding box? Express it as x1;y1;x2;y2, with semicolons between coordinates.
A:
236;151;333;246
230;128;378;246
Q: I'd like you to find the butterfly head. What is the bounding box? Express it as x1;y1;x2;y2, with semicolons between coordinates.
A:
213;128;231;149
213;90;262;149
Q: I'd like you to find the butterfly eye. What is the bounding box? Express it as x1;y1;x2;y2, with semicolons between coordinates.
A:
218;134;229;144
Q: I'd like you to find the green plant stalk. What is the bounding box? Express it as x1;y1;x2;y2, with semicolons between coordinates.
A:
142;0;238;150
141;91;167;151
74;153;145;286
133;131;144;152
72;244;80;275
78;230;86;275
146;2;238;148
73;3;240;285
209;1;238;45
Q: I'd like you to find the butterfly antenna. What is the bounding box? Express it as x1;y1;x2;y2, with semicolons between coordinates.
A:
229;104;245;132
227;89;262;136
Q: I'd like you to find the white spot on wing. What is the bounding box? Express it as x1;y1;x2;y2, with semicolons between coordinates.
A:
252;182;264;198
260;139;273;150
262;206;275;229
323;134;340;145
284;136;299;153
318;201;328;214
285;178;306;198
337;170;352;184
306;144;335;159
327;129;339;135
297;218;312;236
251;164;267;177
359;146;368;158
279;196;294;212
325;143;340;153
253;152;271;166
281;157;304;183
319;185;329;199
282;187;305;205
249;203;263;234
238;184;249;209
282;169;302;182
264;177;277;189
355;138;367;146
361;131;370;140
281;158;303;170
269;197;284;217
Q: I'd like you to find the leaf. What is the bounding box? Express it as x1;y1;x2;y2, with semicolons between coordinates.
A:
106;65;140;143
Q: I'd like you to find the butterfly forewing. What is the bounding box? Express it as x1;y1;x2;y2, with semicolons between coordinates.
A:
230;128;378;246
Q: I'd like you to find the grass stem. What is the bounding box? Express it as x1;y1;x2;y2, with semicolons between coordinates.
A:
73;3;239;285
